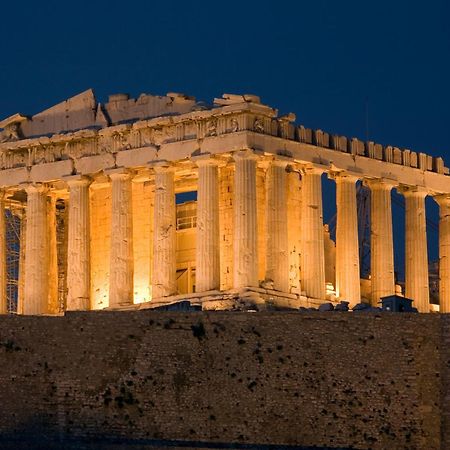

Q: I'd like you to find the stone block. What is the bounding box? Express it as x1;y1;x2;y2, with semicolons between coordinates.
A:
435;157;445;174
393;147;402;164
116;146;157;168
0;167;29;187
75;153;115;174
384;146;393;163
30;160;73;182
419;153;428;170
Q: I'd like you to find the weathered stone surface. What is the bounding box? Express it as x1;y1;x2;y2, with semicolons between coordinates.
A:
0;89;449;315
0;311;443;450
65;176;91;311
30;159;73;182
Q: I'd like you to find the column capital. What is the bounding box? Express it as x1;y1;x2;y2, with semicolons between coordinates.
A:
105;167;134;180
434;193;450;207
21;183;48;195
192;153;220;167
232;149;262;162
300;165;325;176
64;175;92;188
149;160;175;173
328;171;359;183
363;177;396;191
397;184;428;198
131;168;151;183
270;156;290;169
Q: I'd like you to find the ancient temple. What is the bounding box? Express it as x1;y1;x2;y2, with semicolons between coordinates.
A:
0;89;448;315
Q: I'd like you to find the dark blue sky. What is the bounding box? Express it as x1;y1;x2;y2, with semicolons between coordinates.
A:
1;0;449;276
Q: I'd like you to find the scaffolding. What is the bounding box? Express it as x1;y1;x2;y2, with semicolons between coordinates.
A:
56;199;68;313
5;200;24;314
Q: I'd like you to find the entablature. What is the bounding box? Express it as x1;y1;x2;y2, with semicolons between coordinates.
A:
0;95;447;195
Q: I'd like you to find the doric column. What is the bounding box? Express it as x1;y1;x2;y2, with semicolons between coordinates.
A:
401;187;429;312
287;169;302;293
0;192;6;314
195;155;220;292
108;169;134;307
152;163;176;299
300;167;326;300
265;159;289;292
23;184;49;315
435;194;450;312
65;176;91;311
47;195;59;314
366;179;395;303
233;150;259;289
334;173;360;305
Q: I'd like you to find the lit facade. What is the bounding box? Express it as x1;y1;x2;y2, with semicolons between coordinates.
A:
0;89;448;314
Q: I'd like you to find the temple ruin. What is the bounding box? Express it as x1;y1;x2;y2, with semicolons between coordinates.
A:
0;89;448;315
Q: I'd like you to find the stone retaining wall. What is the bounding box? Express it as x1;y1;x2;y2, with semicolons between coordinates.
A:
0;311;445;449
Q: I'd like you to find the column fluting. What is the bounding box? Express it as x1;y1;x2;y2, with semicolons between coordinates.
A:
300;167;326;300
233;150;259;289
402;187;429;312
265;159;289;292
66;176;91;311
152;164;177;299
334;173;361;305
436;194;450;312
108;170;134;307
23;184;49;315
195;156;220;292
366;179;395;304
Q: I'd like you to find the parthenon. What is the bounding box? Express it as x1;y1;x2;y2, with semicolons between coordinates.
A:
0;89;448;315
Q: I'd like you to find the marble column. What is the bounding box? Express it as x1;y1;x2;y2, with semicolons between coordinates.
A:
265;159;289;292
233;150;259;289
0;192;6;314
300;167;326;300
435;194;450;312
47;195;58;314
152;163;176;299
108;169;134;307
366;179;395;304
66;176;91;311
334;173;361;305
195;156;220;292
287;170;302;293
401;187;429;312
23;184;49;315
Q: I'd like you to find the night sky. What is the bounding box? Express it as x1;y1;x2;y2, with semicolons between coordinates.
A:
0;0;448;278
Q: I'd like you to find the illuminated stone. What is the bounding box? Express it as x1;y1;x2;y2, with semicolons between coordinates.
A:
301;167;326;300
334;173;360;306
365;179;395;304
265;159;289;292
233;150;259;289
401;186;429;312
108;169;134;307
152;163;176;299
23;184;50;315
195;156;220;293
0;89;447;314
65;176;91;311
